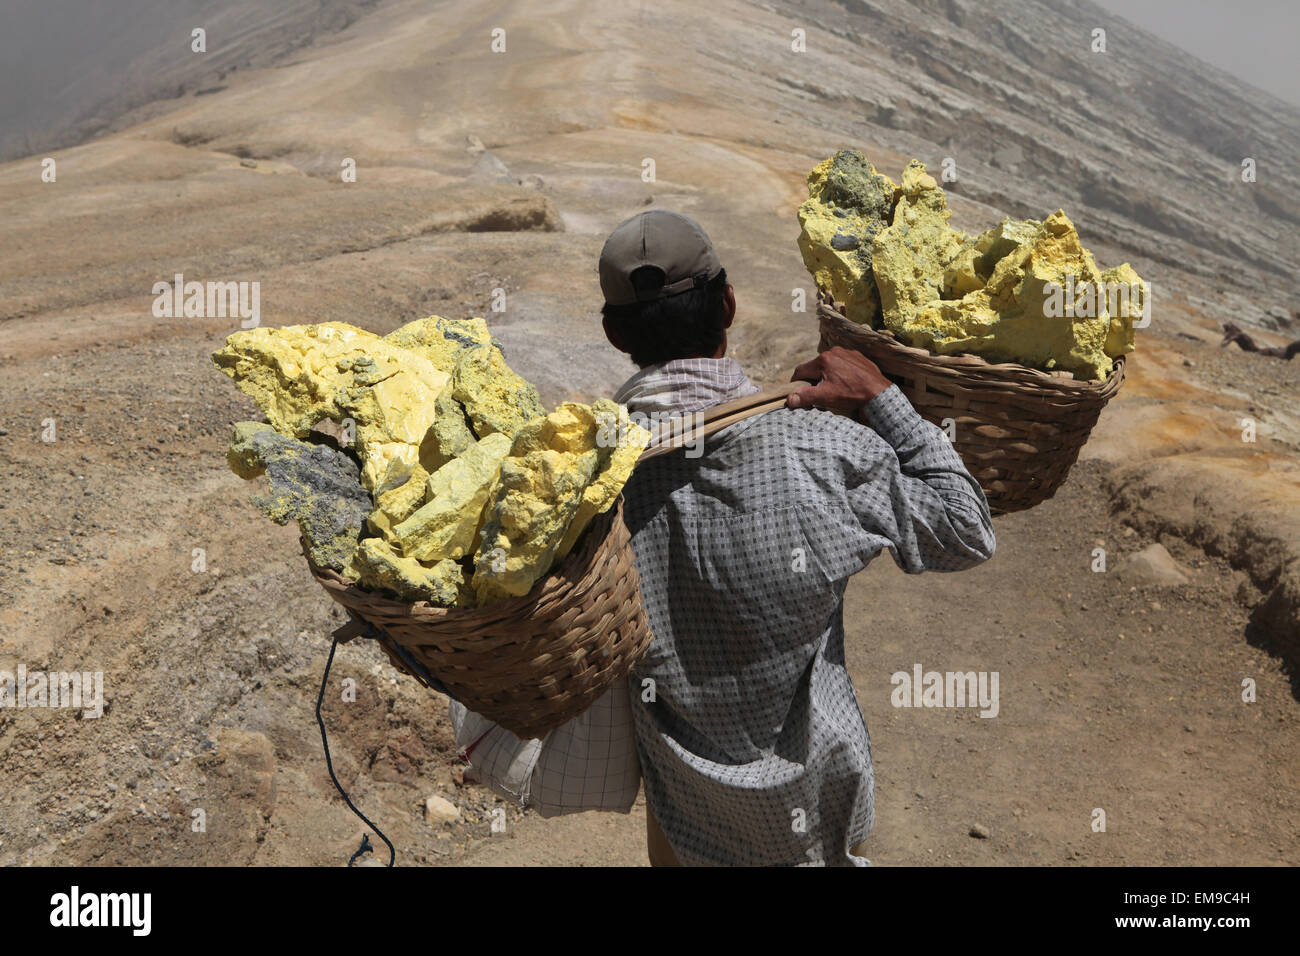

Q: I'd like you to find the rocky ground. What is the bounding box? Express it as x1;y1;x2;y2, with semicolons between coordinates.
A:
0;0;1297;866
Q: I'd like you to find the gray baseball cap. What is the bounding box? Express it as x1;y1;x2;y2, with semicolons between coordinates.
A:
598;210;723;306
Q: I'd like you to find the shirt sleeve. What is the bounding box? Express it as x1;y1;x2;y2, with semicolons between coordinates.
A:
843;384;996;573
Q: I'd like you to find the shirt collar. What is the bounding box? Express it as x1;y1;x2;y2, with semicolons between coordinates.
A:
613;356;759;417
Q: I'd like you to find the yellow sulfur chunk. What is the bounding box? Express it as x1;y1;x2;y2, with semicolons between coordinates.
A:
386;318;543;470
941;218;1041;299
383;315;494;374
423;386;477;473
393;432;513;562
212;322;450;493
899;211;1131;379
471;403;604;605
225;421;371;573
796;149;898;326
555;400;650;561
871;161;967;334
373;463;430;527
451;344;545;439
347;537;465;605
213;322;370;436
801;152;1146;381
213;316;653;609
1100;263;1144;359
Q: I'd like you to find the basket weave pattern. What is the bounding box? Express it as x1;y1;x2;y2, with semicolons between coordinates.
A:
817;300;1125;514
306;497;652;740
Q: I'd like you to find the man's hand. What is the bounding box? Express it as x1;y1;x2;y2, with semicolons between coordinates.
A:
788;347;892;412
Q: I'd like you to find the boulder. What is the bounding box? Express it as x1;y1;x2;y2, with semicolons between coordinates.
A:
425;794;460;826
469;151;514;184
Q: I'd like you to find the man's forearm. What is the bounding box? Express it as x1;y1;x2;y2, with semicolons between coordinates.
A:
857;384;996;566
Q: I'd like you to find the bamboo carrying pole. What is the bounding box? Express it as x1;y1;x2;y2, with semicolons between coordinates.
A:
638;380;804;461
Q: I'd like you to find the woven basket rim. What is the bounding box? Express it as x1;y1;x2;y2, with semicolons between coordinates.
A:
304;495;626;621
816;298;1126;399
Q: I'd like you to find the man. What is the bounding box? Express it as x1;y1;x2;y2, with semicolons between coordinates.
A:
599;209;996;866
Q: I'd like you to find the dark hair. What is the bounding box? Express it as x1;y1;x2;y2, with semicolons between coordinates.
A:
602;267;729;367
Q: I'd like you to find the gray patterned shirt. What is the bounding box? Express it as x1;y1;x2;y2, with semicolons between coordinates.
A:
615;357;995;866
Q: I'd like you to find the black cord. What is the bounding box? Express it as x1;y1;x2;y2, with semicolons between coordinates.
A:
348;833;374;867
316;636;396;867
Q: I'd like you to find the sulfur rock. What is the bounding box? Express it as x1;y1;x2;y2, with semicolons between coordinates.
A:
871;160;967;334
348;537;465;605
898;211;1133;379
393;432;513;562
373;463;430;528
555;400;650;560
383;314;534;469
383;315;495;374
216;318;651;609
451;344;545;439
801;152;1145;380
1100;263;1145;359
226;422;370;572
424;387;477;472
796;149;898;325
942;217;1041;299
212;323;451;494
471;403;604;605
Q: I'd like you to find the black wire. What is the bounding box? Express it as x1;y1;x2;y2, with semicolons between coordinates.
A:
316;636;396;867
348;833;374;867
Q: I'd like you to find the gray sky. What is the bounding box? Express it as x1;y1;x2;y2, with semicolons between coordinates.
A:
1091;0;1300;107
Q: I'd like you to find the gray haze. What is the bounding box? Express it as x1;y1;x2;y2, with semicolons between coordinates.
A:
0;0;378;162
1091;0;1300;108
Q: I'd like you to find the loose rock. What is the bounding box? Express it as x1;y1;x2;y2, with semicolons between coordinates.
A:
472;402;648;604
1115;543;1194;587
212;322;450;493
425;794;460;825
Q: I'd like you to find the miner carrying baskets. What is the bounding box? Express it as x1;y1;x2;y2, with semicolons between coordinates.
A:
598;209;995;865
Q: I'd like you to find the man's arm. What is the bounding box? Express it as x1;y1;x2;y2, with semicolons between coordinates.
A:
789;348;996;573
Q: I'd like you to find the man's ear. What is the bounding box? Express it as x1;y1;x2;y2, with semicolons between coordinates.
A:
602;315;629;354
722;284;736;329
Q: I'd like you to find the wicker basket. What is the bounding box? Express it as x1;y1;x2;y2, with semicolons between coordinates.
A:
305;496;652;740
817;298;1125;514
